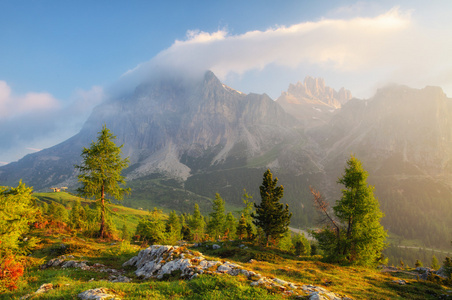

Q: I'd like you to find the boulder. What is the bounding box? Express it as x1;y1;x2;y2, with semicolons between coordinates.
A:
77;288;119;300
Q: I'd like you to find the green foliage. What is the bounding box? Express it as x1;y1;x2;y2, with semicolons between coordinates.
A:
207;193;226;239
48;201;69;223
431;255;440;270
224;212;237;240
135;208;166;245
121;224;130;241
313;155;387;266
237;214;247;240
189;204;205;242
443;257;452;277
0;181;39;256
75;125;130;238
165;210;182;244
293;233;311;256
252;169;292;246
415;259;423;268
69;200;87;230
278;231;293;252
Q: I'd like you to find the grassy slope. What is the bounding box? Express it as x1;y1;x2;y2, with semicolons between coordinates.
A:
34;192;152;233
2;193;451;300
3;230;451;300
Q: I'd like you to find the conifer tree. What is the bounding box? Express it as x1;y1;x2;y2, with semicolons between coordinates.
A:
224;212;237;239
237;214;247;240
207;193;226;239
69;200;87;230
0;181;39;256
312;155;387;266
252;169;292;246
190;204;205;241
165;210;182;244
75;125;130;238
431;255;440;270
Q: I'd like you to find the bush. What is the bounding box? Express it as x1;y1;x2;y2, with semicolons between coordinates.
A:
0;256;24;292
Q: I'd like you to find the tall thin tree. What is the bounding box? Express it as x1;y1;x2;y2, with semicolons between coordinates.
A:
75;125;130;238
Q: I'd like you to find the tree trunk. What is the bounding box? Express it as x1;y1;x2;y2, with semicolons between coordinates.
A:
99;184;106;238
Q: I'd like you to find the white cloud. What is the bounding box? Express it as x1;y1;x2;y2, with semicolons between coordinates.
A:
0;80;60;118
121;6;451;98
0;82;105;163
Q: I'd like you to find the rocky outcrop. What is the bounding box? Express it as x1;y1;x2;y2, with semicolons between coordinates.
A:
40;255;130;282
123;245;352;300
78;288;120;300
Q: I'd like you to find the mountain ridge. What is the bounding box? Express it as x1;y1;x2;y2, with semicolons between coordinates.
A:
1;71;452;248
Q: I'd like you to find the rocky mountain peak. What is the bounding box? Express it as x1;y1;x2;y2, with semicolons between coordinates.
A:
275;76;352;126
280;76;352;108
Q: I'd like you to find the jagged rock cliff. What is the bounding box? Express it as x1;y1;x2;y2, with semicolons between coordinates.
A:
276;77;352;127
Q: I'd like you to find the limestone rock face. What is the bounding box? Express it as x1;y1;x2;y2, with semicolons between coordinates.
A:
276;76;352;127
123;244;351;299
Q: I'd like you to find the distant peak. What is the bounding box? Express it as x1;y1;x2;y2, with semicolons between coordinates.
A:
278;77;352;109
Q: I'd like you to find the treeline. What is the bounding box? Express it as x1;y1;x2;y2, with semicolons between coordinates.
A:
132;192;312;257
384;243;452;269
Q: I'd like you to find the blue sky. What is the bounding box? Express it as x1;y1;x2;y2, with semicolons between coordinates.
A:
1;1;451;164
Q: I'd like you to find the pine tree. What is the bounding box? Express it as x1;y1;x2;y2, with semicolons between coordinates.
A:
190;204;205;242
312;155;387;266
121;224;129;241
431;255;440;270
224;212;237;240
69;200;87;230
207;193;226;240
165;210;182;244
75;125;130;238
252;169;292;246
237;214;247;240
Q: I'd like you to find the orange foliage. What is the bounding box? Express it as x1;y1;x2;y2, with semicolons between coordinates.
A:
0;256;24;291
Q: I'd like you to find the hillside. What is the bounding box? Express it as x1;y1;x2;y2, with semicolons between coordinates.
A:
1;71;452;251
2;221;451;299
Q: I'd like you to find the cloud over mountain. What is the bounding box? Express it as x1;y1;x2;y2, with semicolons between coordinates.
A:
120;7;451;98
0;82;105;163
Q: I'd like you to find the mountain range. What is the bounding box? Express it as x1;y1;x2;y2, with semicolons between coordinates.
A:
1;71;451;248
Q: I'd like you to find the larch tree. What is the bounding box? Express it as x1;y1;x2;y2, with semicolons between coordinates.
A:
75;125;130;239
252;169;292;246
312;155;387;266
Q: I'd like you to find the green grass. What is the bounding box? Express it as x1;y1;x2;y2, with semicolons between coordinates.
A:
3;196;451;300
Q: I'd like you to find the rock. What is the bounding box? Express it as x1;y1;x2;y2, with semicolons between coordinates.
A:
248;259;256;263
35;283;54;294
273;278;289;286
123;245;348;299
308;292;329;300
110;275;131;283
435;266;449;278
77;288;119;300
416;267;433;273
392;279;407;285
212;244;221;250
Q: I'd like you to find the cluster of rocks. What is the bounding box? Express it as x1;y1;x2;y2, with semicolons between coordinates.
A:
415;266;449;280
78;288;120;300
40;254;128;279
123;245;352;300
